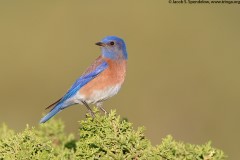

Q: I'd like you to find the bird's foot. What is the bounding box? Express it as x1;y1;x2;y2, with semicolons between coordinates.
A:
99;107;108;115
86;110;95;118
96;102;108;115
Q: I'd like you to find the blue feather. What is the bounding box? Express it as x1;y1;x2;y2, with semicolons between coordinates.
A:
39;61;108;123
60;61;108;103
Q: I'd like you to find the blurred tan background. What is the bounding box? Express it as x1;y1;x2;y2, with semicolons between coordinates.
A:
0;1;239;159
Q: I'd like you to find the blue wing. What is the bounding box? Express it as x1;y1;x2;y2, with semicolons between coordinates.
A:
40;60;108;123
60;61;108;103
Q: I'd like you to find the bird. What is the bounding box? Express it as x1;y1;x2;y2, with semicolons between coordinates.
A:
40;36;128;123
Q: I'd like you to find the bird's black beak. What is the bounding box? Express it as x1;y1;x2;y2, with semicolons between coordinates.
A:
95;42;105;46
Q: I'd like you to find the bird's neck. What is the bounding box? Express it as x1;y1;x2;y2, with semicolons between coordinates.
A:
104;57;127;72
103;58;127;84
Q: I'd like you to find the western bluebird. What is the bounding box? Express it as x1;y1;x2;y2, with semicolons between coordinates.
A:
40;36;128;123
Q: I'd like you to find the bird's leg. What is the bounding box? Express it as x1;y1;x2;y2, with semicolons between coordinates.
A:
82;101;95;118
96;102;108;114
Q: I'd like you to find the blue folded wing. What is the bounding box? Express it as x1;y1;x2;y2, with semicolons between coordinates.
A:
40;61;108;123
60;61;108;104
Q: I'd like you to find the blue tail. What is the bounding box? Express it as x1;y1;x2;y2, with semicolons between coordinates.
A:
39;105;62;123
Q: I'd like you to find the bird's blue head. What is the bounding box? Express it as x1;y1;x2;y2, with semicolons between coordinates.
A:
96;36;128;60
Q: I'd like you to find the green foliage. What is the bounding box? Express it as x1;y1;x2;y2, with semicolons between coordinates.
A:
0;109;226;160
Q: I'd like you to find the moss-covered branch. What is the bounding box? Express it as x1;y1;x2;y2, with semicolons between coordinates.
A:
0;109;225;160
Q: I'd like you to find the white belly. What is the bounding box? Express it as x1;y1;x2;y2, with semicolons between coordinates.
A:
62;84;122;107
88;84;122;104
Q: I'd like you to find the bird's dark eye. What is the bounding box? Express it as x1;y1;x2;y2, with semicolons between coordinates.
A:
109;41;115;46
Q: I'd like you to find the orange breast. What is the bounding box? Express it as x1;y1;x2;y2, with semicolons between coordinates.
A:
79;58;127;98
